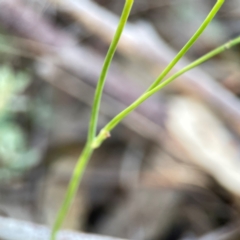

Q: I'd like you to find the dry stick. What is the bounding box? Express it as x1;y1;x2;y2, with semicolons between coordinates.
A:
50;1;134;239
0;216;126;240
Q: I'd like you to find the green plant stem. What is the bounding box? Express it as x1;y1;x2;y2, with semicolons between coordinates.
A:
147;0;225;91
51;0;226;238
88;0;134;142
50;143;93;240
50;1;134;240
92;35;240;148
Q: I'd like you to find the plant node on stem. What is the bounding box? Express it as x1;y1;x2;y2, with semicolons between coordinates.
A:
50;0;229;239
50;1;134;240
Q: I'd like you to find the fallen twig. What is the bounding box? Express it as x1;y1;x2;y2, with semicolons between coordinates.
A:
0;216;126;240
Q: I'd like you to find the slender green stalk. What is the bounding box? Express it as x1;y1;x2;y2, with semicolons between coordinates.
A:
88;0;134;142
50;1;134;239
92;36;240;148
51;1;227;238
50;143;93;240
147;0;224;91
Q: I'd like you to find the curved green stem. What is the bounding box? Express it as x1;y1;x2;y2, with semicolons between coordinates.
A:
51;0;227;238
92;36;240;148
147;0;225;91
50;1;134;239
88;0;134;142
50;143;93;240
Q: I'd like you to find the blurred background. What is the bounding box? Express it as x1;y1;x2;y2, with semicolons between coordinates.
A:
0;0;240;239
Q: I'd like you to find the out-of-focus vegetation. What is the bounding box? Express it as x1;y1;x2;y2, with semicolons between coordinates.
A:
0;66;39;181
